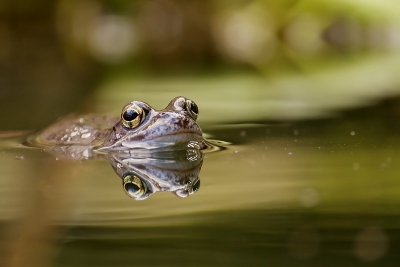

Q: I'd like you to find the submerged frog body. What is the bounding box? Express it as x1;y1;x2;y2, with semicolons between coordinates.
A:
34;96;206;154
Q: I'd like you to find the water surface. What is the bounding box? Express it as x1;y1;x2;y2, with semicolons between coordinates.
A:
1;101;400;266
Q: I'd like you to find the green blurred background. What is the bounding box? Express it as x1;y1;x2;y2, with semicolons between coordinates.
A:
2;0;400;129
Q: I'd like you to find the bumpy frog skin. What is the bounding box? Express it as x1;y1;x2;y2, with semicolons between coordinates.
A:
34;96;206;152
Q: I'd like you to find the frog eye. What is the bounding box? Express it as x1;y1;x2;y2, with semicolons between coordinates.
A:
121;103;146;128
123;174;147;199
185;99;199;120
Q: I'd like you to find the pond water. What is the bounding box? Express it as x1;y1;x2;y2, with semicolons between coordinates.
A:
4;0;400;265
1;97;400;267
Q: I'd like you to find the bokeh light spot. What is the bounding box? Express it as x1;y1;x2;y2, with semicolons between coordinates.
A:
354;226;389;261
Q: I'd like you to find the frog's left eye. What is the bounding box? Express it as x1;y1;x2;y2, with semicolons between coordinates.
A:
185;99;199;121
123;174;148;199
121;103;146;128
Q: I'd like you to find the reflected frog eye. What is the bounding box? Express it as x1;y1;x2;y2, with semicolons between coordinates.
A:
121;103;146;128
185;99;199;120
190;179;200;194
123;174;147;198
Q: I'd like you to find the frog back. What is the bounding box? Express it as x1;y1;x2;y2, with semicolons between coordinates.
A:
33;114;119;147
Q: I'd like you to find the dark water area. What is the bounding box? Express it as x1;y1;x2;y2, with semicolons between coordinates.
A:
56;212;400;267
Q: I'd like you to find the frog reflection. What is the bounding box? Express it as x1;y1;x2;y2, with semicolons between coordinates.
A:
108;149;203;200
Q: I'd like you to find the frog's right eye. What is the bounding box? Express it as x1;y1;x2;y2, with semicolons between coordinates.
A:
185;99;199;121
121;103;146;128
123;174;148;199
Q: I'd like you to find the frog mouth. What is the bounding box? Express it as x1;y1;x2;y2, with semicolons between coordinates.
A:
99;128;205;151
119;130;205;150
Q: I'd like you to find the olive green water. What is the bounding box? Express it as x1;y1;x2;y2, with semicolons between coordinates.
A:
1;98;400;266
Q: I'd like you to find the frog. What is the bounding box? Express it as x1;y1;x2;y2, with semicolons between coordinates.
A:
31;96;208;159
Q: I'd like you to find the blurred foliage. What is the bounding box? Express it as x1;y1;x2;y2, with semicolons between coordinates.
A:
1;0;400;130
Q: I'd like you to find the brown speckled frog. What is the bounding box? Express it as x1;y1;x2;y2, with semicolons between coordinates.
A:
33;97;208;157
